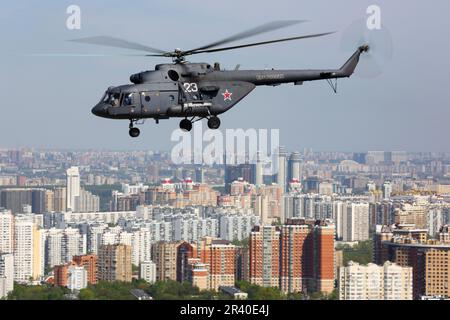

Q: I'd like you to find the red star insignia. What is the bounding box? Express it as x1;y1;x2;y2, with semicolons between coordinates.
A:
222;89;232;101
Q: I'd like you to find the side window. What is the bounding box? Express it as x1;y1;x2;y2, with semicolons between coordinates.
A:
123;93;133;106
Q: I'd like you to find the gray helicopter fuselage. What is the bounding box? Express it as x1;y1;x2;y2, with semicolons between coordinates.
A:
91;46;365;121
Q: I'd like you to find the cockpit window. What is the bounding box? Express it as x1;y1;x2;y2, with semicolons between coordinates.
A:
103;92;121;106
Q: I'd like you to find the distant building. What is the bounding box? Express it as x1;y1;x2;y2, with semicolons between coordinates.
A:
394;203;427;229
54;264;70;287
287;152;302;185
66;167;80;211
249;219;335;294
187;259;209;291
382;181;392;199
152;242;179;281
67;265;87;291
14;214;45;282
344;202;370;242
339;261;413;300
374;224;450;299
276;147;288;193
195;237;236;291
73;254;98;284
0;253;14;298
249;225;280;288
0;209;14;253
0;188;48;214
98;244;132;282
139;261;156;284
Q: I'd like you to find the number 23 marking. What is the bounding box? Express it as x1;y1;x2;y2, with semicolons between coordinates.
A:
183;83;198;93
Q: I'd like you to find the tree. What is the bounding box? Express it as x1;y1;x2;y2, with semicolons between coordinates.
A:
236;281;285;300
337;240;373;265
231;238;249;247
7;283;69;300
308;289;339;300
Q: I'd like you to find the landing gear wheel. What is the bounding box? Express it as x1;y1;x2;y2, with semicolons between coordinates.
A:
180;119;193;132
207;116;221;129
129;127;140;138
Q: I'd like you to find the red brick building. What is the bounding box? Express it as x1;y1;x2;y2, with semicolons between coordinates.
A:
249;225;280;288
73;254;98;284
249;219;335;294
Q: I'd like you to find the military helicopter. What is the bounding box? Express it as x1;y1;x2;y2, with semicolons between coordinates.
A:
71;21;368;137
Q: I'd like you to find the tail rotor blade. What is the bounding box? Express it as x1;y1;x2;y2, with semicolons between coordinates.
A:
340;18;393;78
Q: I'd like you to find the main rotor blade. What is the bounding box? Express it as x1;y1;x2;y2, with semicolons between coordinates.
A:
184;20;307;54
24;53;151;57
69;36;167;54
188;32;336;55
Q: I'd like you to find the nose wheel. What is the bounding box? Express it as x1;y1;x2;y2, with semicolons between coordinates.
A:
129;127;140;138
180;119;193;132
129;119;140;138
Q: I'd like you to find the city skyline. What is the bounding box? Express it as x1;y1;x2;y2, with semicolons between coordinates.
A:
2;146;450;300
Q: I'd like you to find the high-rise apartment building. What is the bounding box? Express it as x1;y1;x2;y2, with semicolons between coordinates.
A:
280;223;309;293
0;188;47;214
98;244;132;282
13;215;44;282
0;209;14;253
276;147;287;193
45;228;85;268
66;166;80;211
67;265;87;291
344;202;370;242
339;261;413;300
249;225;280;288
255;152;264;186
53;187;67;212
249;219;335;294
195;237;236;291
73;254;98;284
394;203;427;229
288;152;302;184
44;189;54;212
151;242;179;281
0;253;14;298
307;220;335;294
139;260;156;284
374;224;450;299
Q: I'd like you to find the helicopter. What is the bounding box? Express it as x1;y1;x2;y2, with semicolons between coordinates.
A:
71;20;369;137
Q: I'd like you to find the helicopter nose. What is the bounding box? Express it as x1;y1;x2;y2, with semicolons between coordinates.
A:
92;103;109;118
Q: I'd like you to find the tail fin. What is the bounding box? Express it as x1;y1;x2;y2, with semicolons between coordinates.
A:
338;45;369;77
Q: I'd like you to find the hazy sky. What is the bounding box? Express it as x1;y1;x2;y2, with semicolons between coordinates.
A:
1;0;449;152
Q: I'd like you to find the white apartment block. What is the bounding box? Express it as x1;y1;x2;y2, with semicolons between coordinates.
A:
45;228;86;268
13;215;34;282
0;253;14;298
66;166;80;212
219;215;261;241
339;261;413;300
344;202;370;242
173;218;218;243
67;265;87;291
139;260;156;284
0;210;13;253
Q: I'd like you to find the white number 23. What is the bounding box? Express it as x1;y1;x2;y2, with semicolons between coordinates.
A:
183;83;198;93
